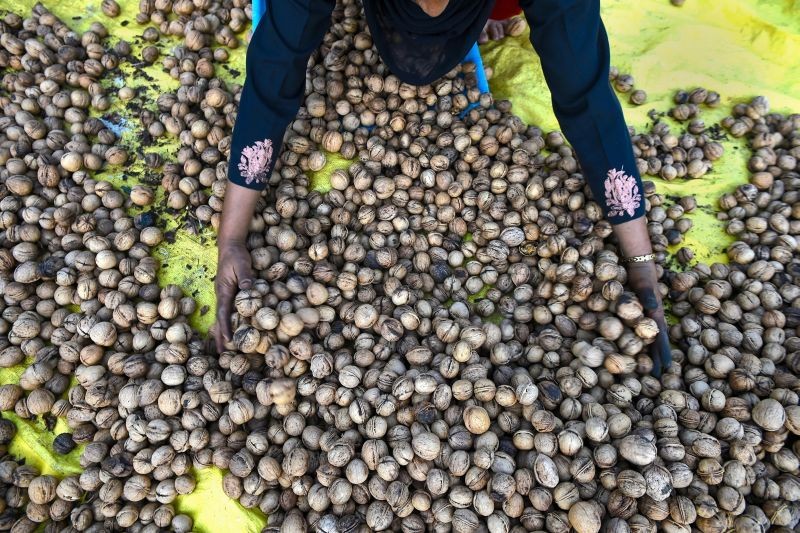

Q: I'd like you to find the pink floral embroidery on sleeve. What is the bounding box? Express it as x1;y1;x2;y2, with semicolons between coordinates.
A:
604;168;642;218
237;139;274;185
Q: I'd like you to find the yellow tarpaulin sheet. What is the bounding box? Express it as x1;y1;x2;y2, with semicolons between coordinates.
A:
2;0;799;531
482;0;800;267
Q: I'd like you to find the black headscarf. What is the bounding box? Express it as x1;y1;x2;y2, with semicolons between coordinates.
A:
363;0;495;86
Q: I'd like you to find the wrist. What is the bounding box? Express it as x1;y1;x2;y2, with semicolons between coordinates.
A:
218;182;259;247
218;235;247;249
621;253;656;264
611;216;654;258
217;221;249;249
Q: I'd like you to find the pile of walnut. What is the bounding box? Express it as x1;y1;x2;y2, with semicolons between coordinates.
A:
1;1;799;532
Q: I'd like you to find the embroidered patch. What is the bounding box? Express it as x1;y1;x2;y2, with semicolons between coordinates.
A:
237;139;273;185
604;168;641;218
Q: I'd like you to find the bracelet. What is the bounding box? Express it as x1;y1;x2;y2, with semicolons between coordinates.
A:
622;253;656;264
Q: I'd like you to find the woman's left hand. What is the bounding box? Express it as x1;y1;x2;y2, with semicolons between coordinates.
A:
626;260;671;377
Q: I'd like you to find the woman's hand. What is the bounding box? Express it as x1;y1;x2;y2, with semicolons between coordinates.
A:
211;182;261;354
213;240;254;353
626;261;672;377
612;216;671;377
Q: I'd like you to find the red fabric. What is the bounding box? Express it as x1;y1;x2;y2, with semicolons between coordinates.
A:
490;0;522;19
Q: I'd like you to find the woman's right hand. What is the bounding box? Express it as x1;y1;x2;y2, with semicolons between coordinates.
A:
212;182;261;353
611;216;671;377
626;261;671;377
213;240;254;353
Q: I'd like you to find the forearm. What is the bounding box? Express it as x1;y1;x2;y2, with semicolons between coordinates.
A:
227;0;334;190
522;0;646;225
521;0;669;375
613;217;653;258
219;183;261;244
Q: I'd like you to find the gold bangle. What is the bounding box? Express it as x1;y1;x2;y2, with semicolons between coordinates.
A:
622;253;656;264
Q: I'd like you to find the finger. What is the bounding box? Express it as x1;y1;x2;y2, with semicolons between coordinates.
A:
237;268;254;290
488;22;504;41
658;329;672;370
650;347;662;378
638;287;661;312
219;303;233;341
478;29;488;44
237;258;254;290
208;324;222;355
650;316;671;378
213;318;225;353
216;285;234;343
209;322;223;354
645;306;666;324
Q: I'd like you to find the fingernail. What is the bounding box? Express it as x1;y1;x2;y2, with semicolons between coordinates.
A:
239;279;252;289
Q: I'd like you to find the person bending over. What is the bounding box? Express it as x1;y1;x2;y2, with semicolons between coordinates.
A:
214;0;672;375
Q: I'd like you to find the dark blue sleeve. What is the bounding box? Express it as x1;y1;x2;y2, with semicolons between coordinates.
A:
228;0;335;190
520;0;646;223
